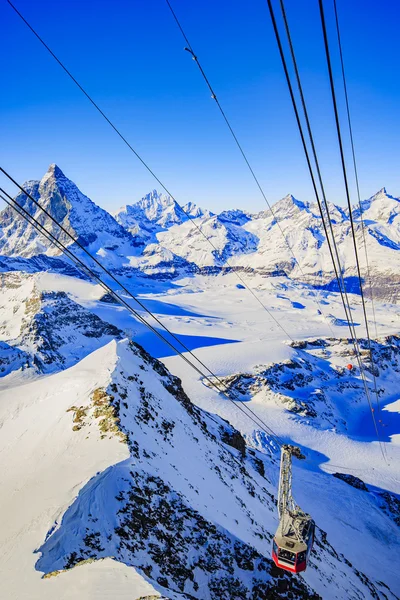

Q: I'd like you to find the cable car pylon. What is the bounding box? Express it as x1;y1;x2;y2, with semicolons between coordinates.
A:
272;445;315;573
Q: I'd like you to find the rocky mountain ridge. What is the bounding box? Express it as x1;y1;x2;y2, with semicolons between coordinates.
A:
32;339;396;600
0;271;121;376
2;165;400;300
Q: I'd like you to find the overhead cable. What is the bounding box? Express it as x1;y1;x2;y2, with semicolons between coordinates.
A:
0;177;285;447
165;0;335;334
275;0;384;419
332;0;379;342
265;0;386;461
317;0;384;426
6;0;297;343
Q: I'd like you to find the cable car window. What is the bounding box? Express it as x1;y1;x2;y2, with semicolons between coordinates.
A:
278;548;296;563
273;540;279;555
297;551;306;564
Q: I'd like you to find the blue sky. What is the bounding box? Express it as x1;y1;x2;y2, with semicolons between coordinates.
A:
1;0;399;213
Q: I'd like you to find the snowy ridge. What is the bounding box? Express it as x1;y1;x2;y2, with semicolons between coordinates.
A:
10;338;394;599
0;164;143;270
209;335;400;433
3;165;400;300
157;215;260;269
0;252;90;280
0;271;121;377
114;190;213;247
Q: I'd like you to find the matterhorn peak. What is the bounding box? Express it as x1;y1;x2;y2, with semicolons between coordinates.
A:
41;163;67;183
39;164;72;195
47;163;64;177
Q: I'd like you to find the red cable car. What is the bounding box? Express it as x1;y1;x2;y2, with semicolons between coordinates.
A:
272;515;315;573
272;445;315;573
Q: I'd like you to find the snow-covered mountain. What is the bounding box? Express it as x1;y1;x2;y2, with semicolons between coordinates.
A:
0;271;121;376
2;165;400;301
157;214;259;269
151;188;400;301
115;190;213;246
1;166;400;599
0;164;144;271
2;326;398;599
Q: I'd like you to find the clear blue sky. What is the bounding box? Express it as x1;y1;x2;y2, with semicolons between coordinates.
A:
1;0;399;213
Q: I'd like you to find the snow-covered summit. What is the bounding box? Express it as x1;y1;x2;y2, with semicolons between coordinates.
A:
157;212;260;268
0;164;143;268
252;194;312;222
114;190;212;245
353;187;400;224
1;167;400;597
219;208;252;226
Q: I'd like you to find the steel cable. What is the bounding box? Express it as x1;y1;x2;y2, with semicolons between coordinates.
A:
265;0;386;461
165;0;336;335
0;181;285;447
6;0;297;343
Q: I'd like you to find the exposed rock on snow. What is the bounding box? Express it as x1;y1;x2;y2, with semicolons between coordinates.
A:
115;190;212;246
0;271;121;375
1;167;400;599
331;474;400;530
33;340;390;600
0;252;90;280
0;164;143;270
211;335;400;434
332;473;369;491
376;491;400;527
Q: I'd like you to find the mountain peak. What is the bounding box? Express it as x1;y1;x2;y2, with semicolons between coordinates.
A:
45;163;66;180
368;187;398;204
274;193;310;215
0;164;140;260
39;164;70;192
282;193;295;202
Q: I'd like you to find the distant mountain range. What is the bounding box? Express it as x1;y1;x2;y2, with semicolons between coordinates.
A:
1;164;400;300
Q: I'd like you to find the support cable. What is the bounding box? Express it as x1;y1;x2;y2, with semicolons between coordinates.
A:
317;0;384;427
165;0;335;334
276;0;359;344
332;0;379;341
332;0;383;431
265;0;386;461
266;0;357;341
276;0;384;420
0;164;293;347
318;0;375;351
6;0;297;343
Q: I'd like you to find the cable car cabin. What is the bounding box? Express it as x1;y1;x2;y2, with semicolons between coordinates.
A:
272;444;315;574
272;516;314;573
